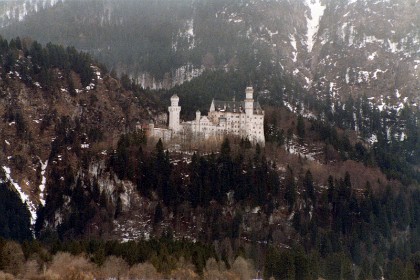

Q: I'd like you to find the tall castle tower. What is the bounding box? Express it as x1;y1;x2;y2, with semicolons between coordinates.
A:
244;86;254;116
244;86;254;139
168;94;181;132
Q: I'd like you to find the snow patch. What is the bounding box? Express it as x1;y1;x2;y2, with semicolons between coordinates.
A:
367;134;378;145
357;71;370;83
304;76;312;88
267;28;278;38
305;0;326;52
39;159;48;206
395;89;400;99
171;63;204;87
372;69;387;79
368;52;377;60
329;82;335;96
388;39;399;53
345;68;350;83
289;34;298;62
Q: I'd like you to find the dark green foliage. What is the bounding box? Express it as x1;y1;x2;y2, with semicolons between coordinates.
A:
110;130;147;180
303;170;315;204
264;247;296;280
322;253;353;280
114;196;123;219
284;166;297;210
0;36;95;91
108;135;280;210
0;181;32;242
154;203;164;225
303;92;420;184
35;162;104;240
296;114;305;140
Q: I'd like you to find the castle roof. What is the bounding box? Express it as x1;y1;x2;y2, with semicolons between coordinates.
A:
211;100;263;115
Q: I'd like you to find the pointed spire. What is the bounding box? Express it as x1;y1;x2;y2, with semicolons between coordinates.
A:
209;98;215;112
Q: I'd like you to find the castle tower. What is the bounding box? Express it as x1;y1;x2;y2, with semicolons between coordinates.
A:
244;86;254;116
168;94;181;132
244;86;254;139
195;110;201;132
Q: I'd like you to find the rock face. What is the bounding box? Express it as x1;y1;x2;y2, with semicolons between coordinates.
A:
214;0;419;104
1;0;418;100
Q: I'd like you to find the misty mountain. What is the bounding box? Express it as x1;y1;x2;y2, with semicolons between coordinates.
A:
0;0;418;108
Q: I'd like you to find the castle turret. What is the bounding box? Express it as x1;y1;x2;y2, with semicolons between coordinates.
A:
168;94;181;132
244;86;255;141
245;86;254;116
195;110;201;131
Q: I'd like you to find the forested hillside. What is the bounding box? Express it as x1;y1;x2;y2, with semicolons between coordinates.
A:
0;2;419;276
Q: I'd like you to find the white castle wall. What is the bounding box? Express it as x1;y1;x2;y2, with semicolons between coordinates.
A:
150;86;265;145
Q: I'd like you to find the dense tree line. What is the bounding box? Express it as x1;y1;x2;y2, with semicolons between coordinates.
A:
0;181;32;242
0;36;95;91
262;172;420;279
303;92;420;184
105;132;420;279
109;136;280;209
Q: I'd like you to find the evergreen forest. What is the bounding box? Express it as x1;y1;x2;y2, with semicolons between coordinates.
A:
0;36;419;280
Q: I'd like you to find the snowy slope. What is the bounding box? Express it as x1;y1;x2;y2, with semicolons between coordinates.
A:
0;0;64;27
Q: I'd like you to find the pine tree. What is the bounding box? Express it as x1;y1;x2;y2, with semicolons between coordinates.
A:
115;196;123;219
304;170;315;204
297;114;305;141
284;166;296;211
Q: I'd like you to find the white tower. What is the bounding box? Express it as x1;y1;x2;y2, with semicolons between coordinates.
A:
195;110;201;130
244;86;254;116
244;86;254;140
168;94;181;132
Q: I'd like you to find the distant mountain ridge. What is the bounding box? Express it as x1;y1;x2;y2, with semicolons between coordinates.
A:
1;0;418;108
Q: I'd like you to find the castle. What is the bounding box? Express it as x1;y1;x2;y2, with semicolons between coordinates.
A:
148;86;265;145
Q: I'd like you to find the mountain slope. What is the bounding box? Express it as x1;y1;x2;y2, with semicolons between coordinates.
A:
0;36;420;279
0;38;153;228
0;0;418;109
0;0;64;27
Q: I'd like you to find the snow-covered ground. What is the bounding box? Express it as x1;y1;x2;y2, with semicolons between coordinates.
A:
286;139;323;162
39;159;48;206
305;0;326;52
